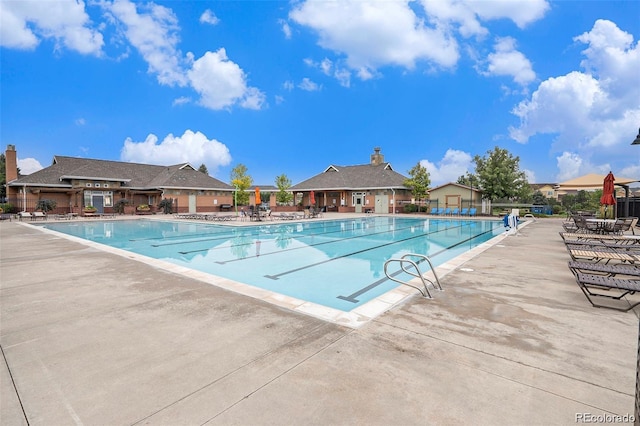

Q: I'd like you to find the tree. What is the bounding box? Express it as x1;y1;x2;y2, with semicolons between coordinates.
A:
404;162;431;203
456;172;480;188
532;190;547;205
198;164;209;175
0;153;5;199
35;199;57;213
275;174;293;205
230;164;252;206
473;147;528;202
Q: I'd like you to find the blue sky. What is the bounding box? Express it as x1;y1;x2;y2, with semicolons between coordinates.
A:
2;0;639;187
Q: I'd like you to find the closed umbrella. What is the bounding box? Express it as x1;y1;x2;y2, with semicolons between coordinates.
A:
255;187;261;206
310;191;315;206
600;172;616;218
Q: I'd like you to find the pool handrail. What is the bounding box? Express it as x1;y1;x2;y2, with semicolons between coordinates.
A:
383;253;442;298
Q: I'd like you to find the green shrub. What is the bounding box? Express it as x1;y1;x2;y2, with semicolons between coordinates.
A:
157;199;173;214
114;199;130;214
403;204;418;213
36;199;57;212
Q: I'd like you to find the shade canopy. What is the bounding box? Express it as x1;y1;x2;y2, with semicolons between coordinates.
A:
557;173;638;190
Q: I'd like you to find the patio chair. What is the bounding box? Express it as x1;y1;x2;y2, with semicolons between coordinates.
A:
469;208;477;216
568;260;640;278
612;217;638;235
18;211;32;221
32;211;47;220
444;207;452;216
429;207;438;215
451;207;459;216
460;208;468;216
564;240;640;252
567;247;640;264
568;265;640;312
436;207;445;215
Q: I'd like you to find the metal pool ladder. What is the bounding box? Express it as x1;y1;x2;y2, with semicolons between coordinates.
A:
384;253;443;298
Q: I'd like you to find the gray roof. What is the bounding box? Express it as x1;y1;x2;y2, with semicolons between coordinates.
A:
290;163;408;191
8;156;234;191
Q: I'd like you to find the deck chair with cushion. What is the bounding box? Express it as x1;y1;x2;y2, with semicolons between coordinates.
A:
568;264;640;312
568;247;640;264
469;208;477;216
451;207;459;216
18;211;32;221
460;208;468;216
32;211;47;220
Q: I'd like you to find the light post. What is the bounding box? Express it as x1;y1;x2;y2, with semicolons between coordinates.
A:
632;128;639;423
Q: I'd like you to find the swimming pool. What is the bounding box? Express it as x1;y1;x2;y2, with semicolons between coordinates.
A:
40;216;504;315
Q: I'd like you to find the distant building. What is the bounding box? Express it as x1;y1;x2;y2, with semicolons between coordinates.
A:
428;182;483;211
290;147;412;213
4;145;234;214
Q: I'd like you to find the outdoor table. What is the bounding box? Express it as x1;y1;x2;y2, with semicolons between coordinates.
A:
585;218;616;234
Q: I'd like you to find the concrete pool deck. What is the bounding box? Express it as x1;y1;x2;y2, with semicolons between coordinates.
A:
1;214;637;425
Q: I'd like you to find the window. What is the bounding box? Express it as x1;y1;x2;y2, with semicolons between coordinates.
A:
86;183;92;187
95;183;101;188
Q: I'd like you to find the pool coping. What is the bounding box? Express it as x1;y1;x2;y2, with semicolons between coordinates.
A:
26;216;531;328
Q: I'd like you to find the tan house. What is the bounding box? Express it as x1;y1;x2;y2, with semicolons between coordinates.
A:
4;145;235;215
428;182;483;212
290;147;413;213
530;183;558;201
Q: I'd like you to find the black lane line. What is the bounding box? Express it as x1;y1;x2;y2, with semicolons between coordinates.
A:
263;222;478;280
187;220;445;260
336;227;497;303
152;218;397;248
214;222;471;264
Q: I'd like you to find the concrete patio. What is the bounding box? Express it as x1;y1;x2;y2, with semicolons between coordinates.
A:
0;215;637;425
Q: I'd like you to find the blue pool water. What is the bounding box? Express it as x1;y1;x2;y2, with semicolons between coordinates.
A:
40;217;503;312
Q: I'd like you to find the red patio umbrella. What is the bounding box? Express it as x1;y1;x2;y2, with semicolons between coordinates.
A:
600;172;616;205
600;172;616;219
309;190;315;205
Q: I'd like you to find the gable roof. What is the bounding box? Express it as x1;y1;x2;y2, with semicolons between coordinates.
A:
8;156;234;191
290;163;409;191
429;182;482;193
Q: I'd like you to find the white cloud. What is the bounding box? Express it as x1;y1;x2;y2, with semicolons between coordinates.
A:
419;149;473;186
283;80;295;91
481;37;536;85
523;169;536;183
279;19;292;39
290;0;460;78
421;0;549;38
510;20;640;179
17;158;44;175
0;0;103;54
200;10;220;26
172;96;190;106
105;0;187;86
298;78;321;91
120;130;232;174
187;49;266;110
556;152;583;181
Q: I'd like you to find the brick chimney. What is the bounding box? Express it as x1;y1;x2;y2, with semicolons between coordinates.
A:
370;147;384;166
5;145;18;182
